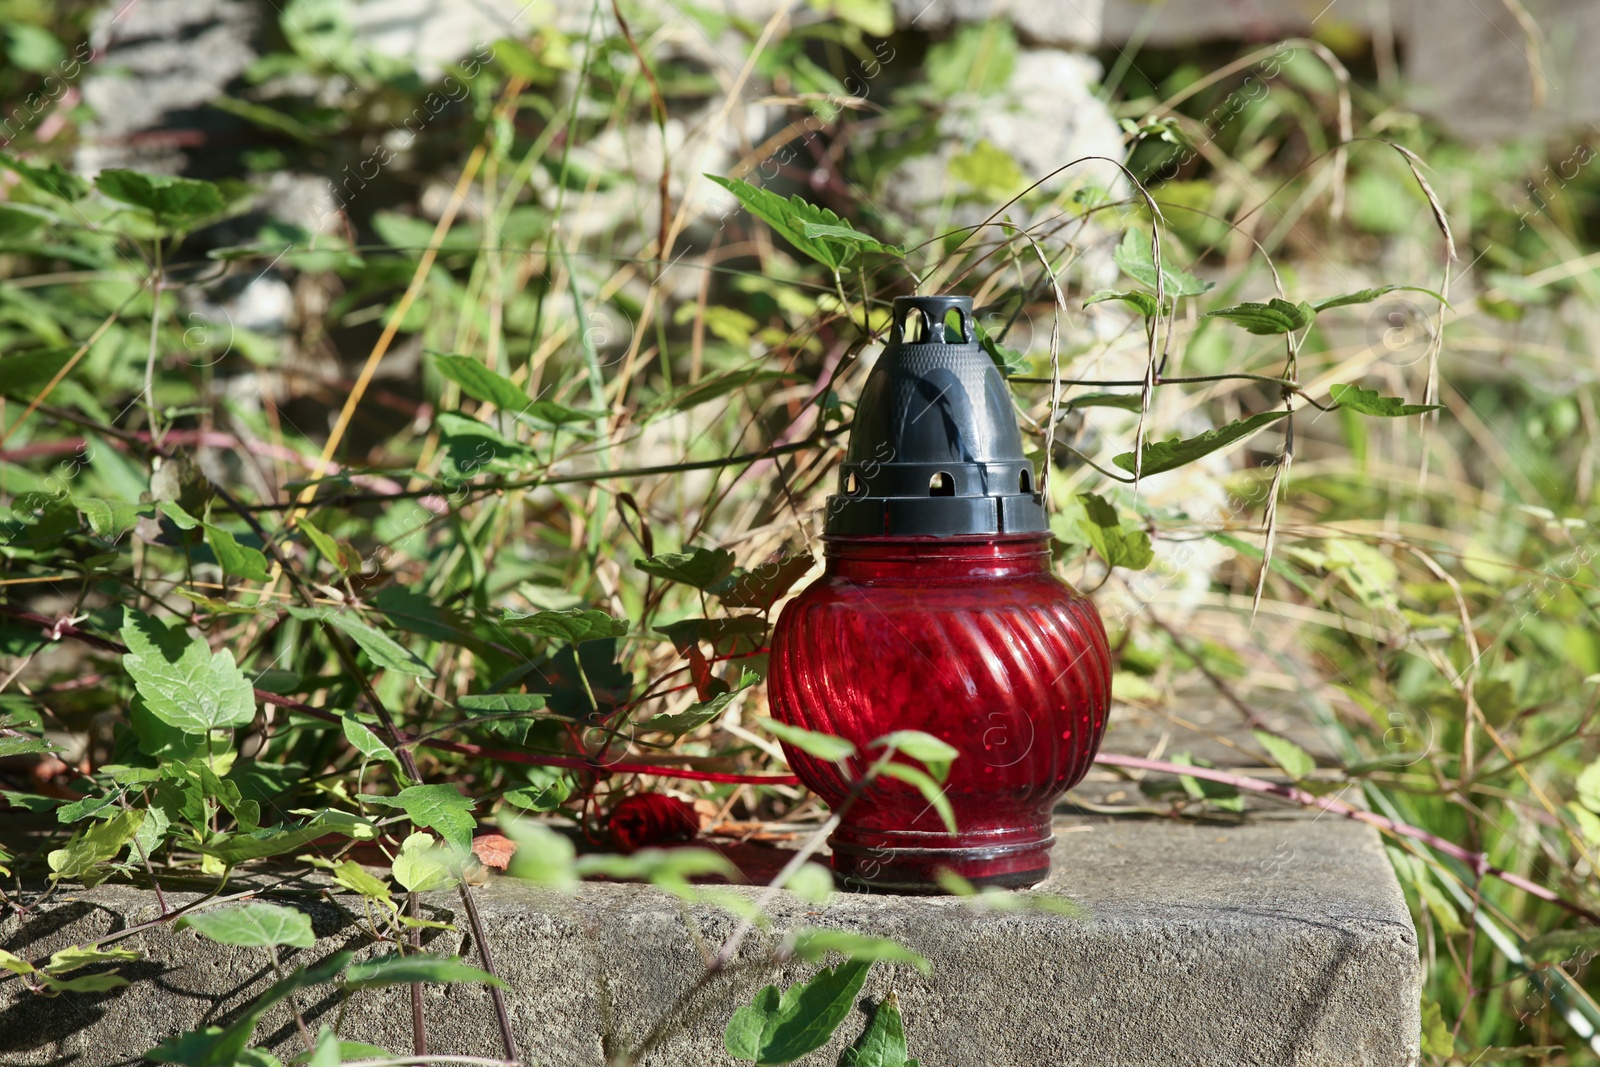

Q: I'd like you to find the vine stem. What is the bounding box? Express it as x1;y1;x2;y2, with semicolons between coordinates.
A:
457;883;520;1064
1095;752;1600;924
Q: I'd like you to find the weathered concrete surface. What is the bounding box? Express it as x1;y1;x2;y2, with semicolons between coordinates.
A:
0;814;1418;1066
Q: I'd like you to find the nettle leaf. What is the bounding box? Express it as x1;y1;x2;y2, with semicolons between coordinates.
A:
1075;492;1154;570
288;606;436;678
1113;409;1289;477
359;784;475;853
1328;384;1441;417
760;718;857;762
724;959;872;1065
792;930;930;975
1310;284;1448;312
500;607;629;644
47;809;145;886
95;169;226;228
636;547;737;590
715;554;815;610
343;953;503;991
1113;229;1212;298
432;353;526;410
840;991;918;1067
179;903;315;949
1085;289;1159;318
707;174;903;271
1205;298;1315;335
121;609;256;732
1252;730;1317;781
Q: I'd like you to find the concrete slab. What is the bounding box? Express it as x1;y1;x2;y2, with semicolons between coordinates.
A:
0;812;1419;1067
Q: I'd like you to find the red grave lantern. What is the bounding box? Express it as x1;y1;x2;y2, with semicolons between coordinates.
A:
768;295;1113;891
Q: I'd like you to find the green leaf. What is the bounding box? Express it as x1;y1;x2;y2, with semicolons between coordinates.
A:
330;860;394;907
760;718;857;762
947;139;1025;198
432;353;527;411
872;730;959;784
637;547;738;590
1112;410;1289;477
47;809;145;886
1205;298;1316;335
178;903;315;949
1065;392;1145;412
792;930;930;975
198;808;377;865
435;411;539;474
342;952;504;991
359;784;475;853
1578;757;1600;814
77;497;151;539
95;169;226;228
1074;492;1154;570
504;820;577;889
1309;284;1448;312
715;554;815;611
392;831;455;892
1252;730;1317;781
1328;384;1441;417
297;517;345;574
0;202;55;239
120;610;256;733
42;945;142;976
342;717;402;772
724;959;872;1064
1113;228;1211;298
574;847;737;893
205;524;271;582
1085;289;1159;318
308;1027;340;1067
707;174;902;271
1420;1000;1455;1057
0;347;77;399
878;762;957;834
0;153;89;201
288;606;436;678
499;607;629;644
458;693;548;714
840;990;914;1067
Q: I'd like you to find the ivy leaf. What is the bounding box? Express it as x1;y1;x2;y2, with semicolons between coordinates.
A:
205;524;271;582
1252;730;1317;781
288;606;436;678
1113;410;1289;477
120;609;256;733
792;931;930;975
1328;384;1441;417
47;809;145;886
1205;298;1315;335
1309;284;1448;312
759;718;857;762
359;784;475;853
178;903;315;949
432;353;527;410
714;554;815;610
500;607;629;644
724;959;872;1064
95;169;226;229
637;547;738;591
840;991;917;1067
1113;229;1212;297
1075;492;1154;570
707;174;902;271
1085;289;1159;318
343;952;503;991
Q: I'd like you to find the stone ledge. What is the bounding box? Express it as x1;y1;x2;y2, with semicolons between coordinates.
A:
0;814;1418;1067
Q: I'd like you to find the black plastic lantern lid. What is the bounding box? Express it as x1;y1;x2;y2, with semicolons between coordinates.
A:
826;295;1047;537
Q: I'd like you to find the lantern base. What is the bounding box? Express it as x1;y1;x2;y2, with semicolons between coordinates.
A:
828;819;1054;894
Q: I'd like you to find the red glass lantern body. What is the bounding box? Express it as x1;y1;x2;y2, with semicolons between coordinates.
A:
769;533;1112;891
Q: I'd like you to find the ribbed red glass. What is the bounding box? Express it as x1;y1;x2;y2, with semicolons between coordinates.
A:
769;533;1112;891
